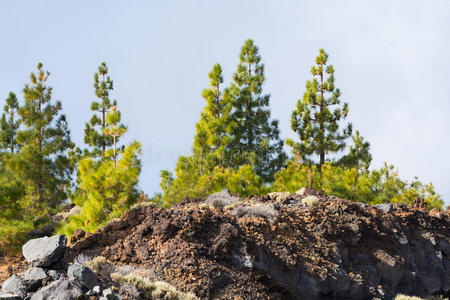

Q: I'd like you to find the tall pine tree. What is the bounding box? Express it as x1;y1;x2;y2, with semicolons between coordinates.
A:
85;62;116;157
288;49;352;170
14;63;74;209
230;39;286;182
193;63;234;172
0;92;20;154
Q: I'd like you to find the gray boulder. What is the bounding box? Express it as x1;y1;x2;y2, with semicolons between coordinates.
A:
22;235;67;267
67;263;98;289
23;267;47;291
30;279;83;300
0;292;21;300
1;275;26;298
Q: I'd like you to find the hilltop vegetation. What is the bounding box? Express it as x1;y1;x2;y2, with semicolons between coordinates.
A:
0;39;444;256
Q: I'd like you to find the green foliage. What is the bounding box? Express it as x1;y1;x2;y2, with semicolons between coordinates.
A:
0;63;75;255
0;92;20;154
103;106;127;168
0;48;446;256
84;62;116;157
15;63;74;210
230;39;286;181
288;49;352;168
272;161;444;210
160;160;265;207
0;168;30;255
193;63;234;171
58;142;141;237
337;130;372;171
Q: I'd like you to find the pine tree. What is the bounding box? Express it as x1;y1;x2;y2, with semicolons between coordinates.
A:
338;130;372;172
193;63;234;172
0;92;20;154
103;106;126;168
288;49;352;170
230;39;286;182
85;62;115;157
59;141;141;236
14;62;74;209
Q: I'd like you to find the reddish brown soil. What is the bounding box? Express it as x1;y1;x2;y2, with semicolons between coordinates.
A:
0;256;27;283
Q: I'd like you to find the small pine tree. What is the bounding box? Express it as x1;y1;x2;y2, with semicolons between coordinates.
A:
288;49;352;170
230;39;286;182
84;62;116;157
193;63;234;172
59;141;141;236
0;92;20;154
338;130;372;172
14;62;74;210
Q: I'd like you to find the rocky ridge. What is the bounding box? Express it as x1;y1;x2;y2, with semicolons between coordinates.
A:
66;189;450;299
1;188;449;299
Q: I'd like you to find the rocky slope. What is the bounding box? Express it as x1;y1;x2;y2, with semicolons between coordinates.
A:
1;189;449;299
66;189;449;299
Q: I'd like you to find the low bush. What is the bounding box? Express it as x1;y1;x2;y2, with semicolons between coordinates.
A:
232;203;278;221
394;294;447;300
205;189;239;209
113;273;198;300
301;196;320;207
85;256;116;279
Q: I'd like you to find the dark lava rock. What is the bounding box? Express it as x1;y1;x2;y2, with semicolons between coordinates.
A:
30;278;83;300
23;267;47;291
67;263;98;290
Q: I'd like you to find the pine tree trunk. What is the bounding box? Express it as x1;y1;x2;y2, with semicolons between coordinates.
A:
247;63;253;150
10;108;14;154
37;97;43;207
102;109;106;156
101;73;106;157
319;69;325;173
113;135;117;168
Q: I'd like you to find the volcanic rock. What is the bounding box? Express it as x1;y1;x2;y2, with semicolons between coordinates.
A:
23;267;47;291
1;275;26;298
22;235;67;267
67;263;98;290
30;278;83;300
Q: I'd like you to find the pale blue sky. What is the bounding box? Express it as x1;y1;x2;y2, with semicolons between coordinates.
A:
1;1;449;205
